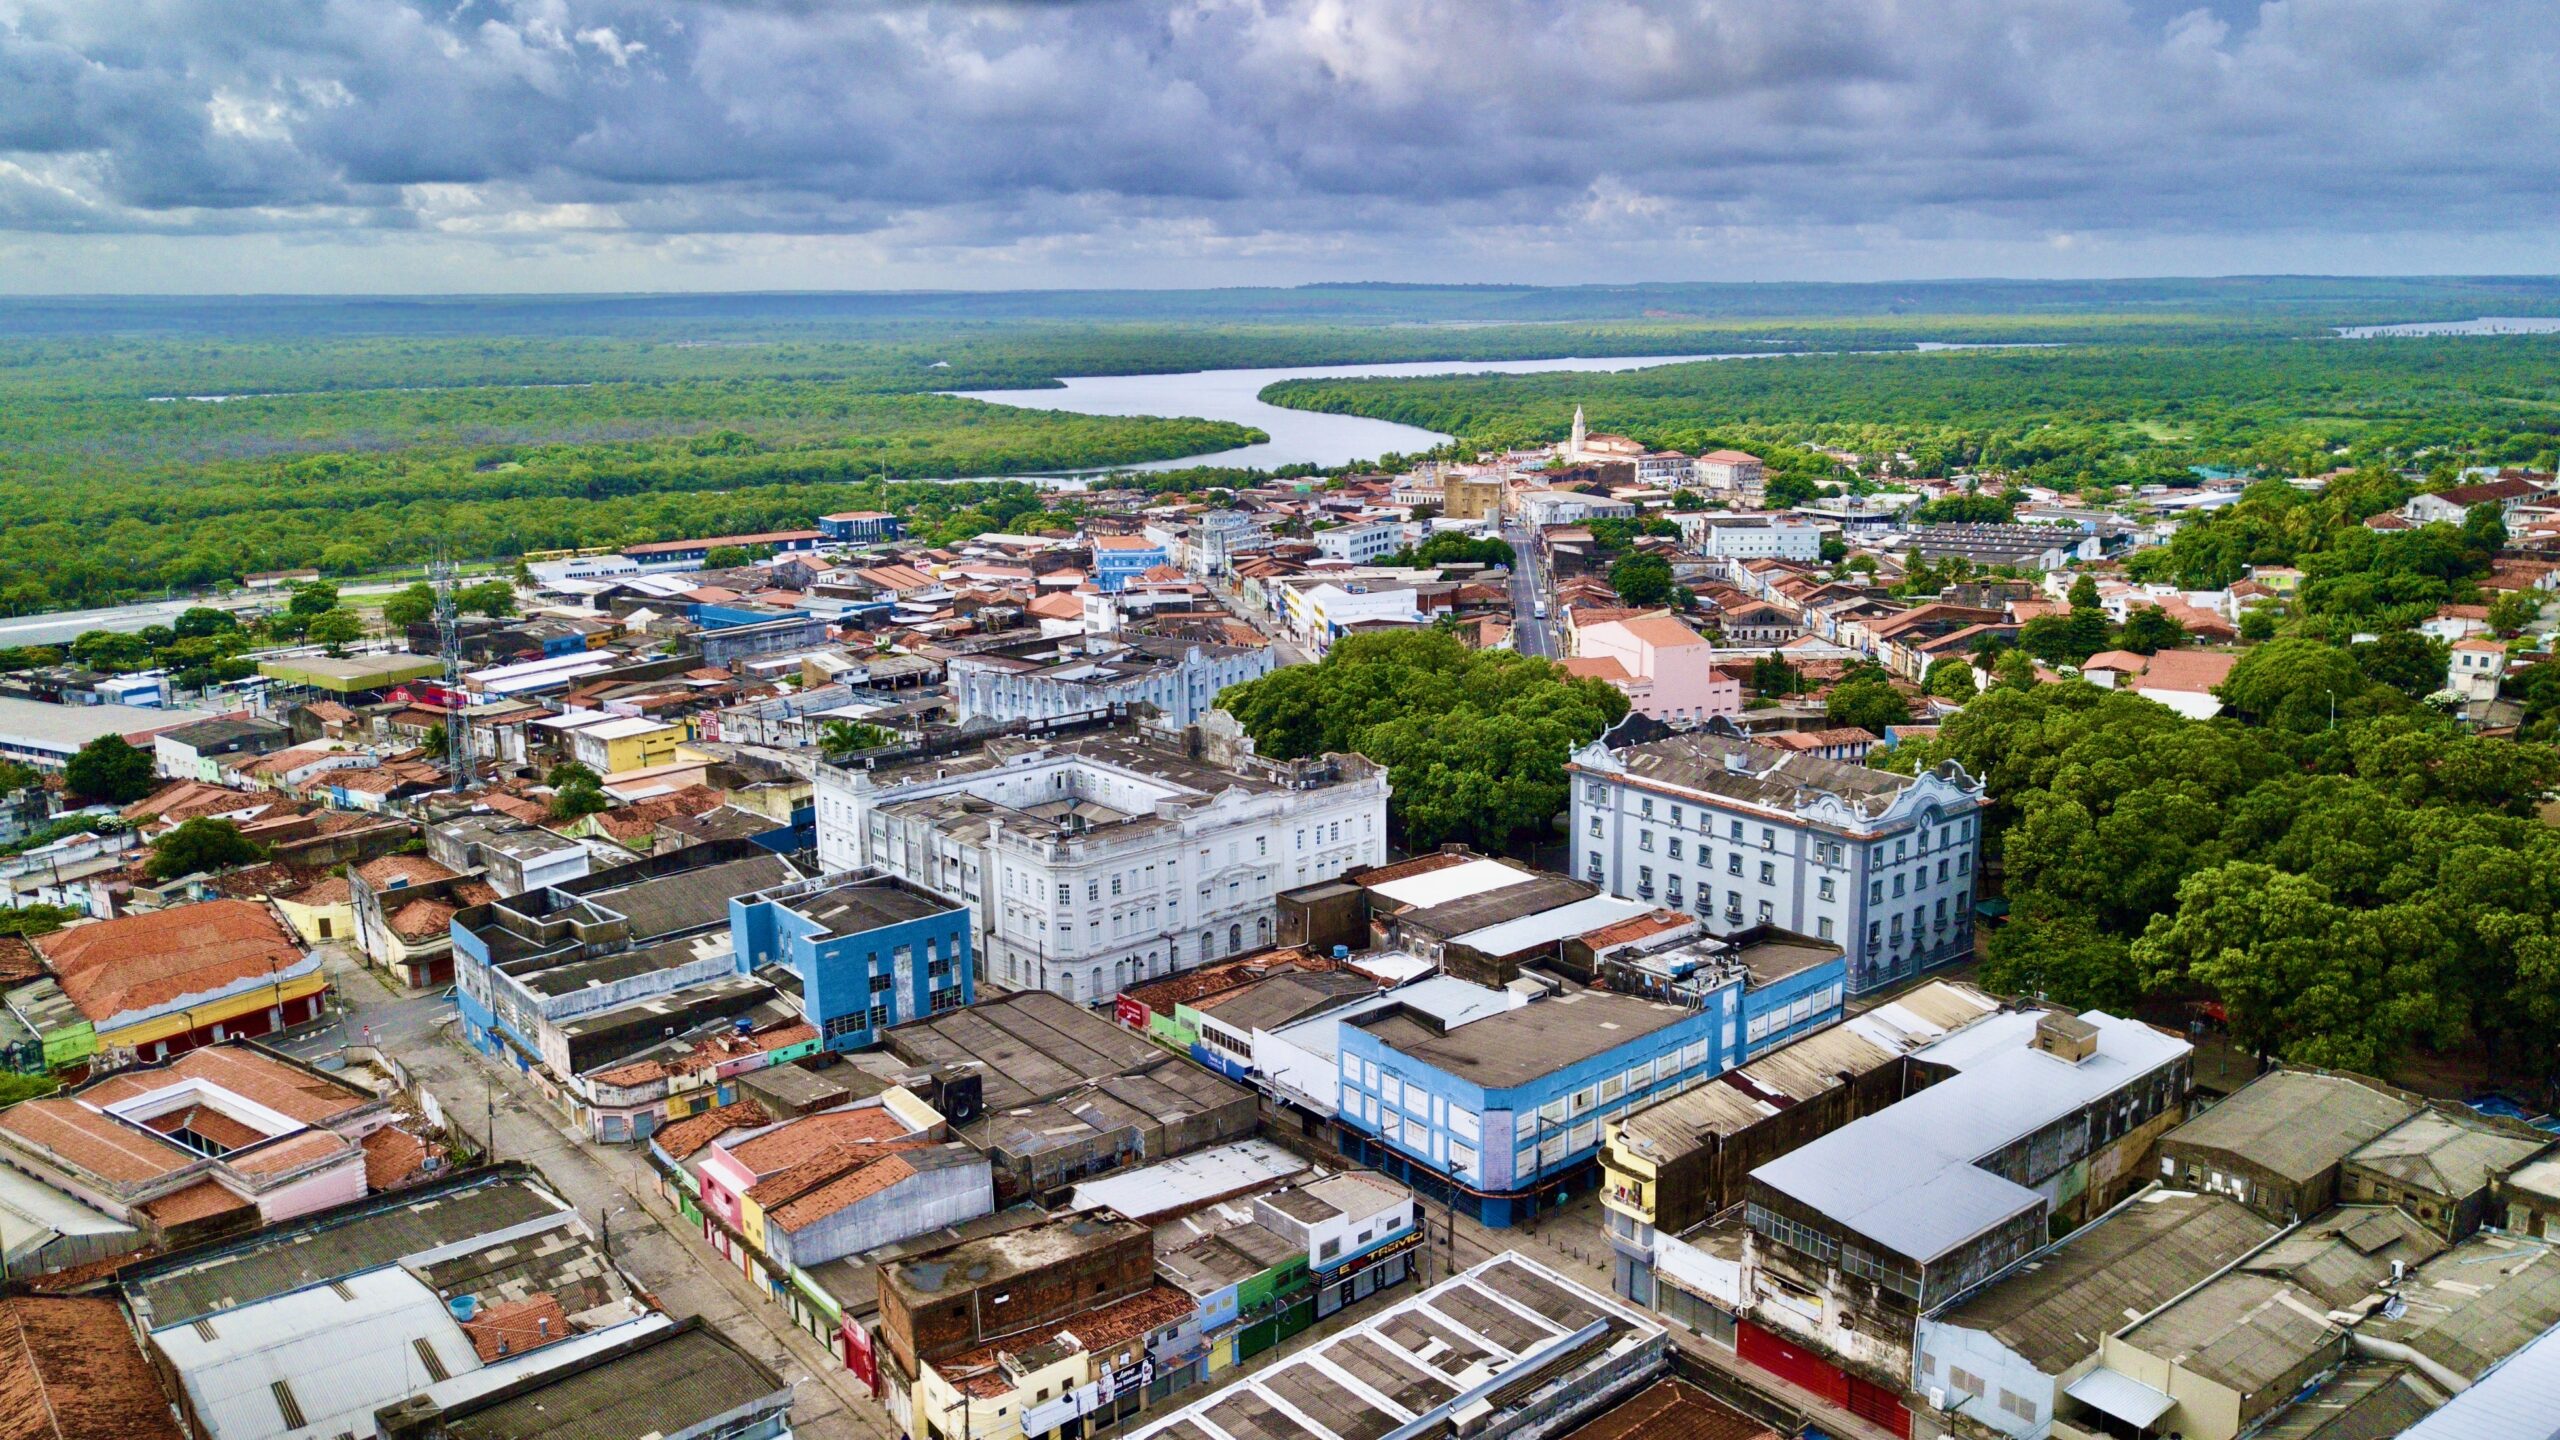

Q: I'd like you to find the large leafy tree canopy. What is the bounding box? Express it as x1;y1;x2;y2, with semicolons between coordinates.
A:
1217;630;1628;852
1888;678;2560;1075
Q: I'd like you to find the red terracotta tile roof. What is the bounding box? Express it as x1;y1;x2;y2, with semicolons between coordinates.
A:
34;900;305;1023
945;1284;1197;1397
0;1296;189;1440
81;1047;369;1127
727;1105;912;1175
360;1126;437;1191
460;1293;573;1363
1580;909;1691;952
138;1179;253;1227
0;938;39;989
389;897;460;941
141;1106;262;1150
764;1147;937;1231
223;1130;354;1177
121;781;264;825
1557;656;1632;683
355;855;459;889
0;1101;190;1185
1552;1379;1775;1440
652;1099;772;1161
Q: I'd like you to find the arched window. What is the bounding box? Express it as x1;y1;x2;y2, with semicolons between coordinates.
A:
1228;923;1243;954
1256;917;1271;944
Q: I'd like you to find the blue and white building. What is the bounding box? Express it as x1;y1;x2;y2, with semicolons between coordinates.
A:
1571;730;1985;995
1331;977;1744;1228
817;510;905;543
1091;534;1171;592
728;872;973;1052
1313;519;1405;565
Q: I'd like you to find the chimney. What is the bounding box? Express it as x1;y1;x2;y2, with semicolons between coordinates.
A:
375;1395;445;1440
2032;1012;2100;1064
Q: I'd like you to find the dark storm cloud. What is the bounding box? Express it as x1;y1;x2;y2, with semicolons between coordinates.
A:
0;0;2555;267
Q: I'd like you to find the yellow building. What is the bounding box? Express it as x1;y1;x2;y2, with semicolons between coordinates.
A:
33;899;330;1062
570;716;685;777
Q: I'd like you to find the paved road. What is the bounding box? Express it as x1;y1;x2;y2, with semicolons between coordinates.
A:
294;951;889;1440
1502;520;1555;656
0;577;433;648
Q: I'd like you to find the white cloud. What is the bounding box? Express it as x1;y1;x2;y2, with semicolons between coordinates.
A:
0;0;2550;288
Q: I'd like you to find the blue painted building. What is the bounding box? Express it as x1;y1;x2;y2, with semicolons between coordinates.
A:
728;872;973;1052
818;510;906;543
1091;535;1170;592
1333;981;1741;1228
1328;928;1847;1228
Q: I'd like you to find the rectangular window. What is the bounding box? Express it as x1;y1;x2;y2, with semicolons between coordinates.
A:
1589;816;1604;837
1817;917;1834;940
1819;876;1835;901
1639;830;1654;852
1727;854;1742;876
1759;861;1775;885
1668;838;1683;860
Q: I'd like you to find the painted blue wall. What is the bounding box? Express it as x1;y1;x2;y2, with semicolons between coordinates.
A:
729;891;973;1052
1093;544;1169;593
1335;981;1742;1226
1738;957;1848;1062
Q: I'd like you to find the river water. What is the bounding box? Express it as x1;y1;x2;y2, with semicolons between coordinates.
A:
952;353;1785;472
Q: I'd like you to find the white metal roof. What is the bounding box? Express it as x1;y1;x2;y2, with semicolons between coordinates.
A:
1067;1140;1310;1221
1753;1010;2190;1263
0;1165;134;1253
155;1264;483;1440
579;716;676;740
0;696;214;753
1448;894;1655;957
2066;1367;2178;1427
1365;858;1535;910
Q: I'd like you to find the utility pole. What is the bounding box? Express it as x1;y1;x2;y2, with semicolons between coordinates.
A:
430;554;470;791
486;1079;498;1163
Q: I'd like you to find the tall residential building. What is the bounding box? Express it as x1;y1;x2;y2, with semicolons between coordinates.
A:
815;713;1390;1003
948;636;1276;729
1569;729;1985;994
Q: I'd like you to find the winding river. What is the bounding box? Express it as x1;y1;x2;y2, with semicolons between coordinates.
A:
952;353;1782;472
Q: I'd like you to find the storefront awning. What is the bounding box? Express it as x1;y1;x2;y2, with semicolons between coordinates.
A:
2065;1368;2177;1429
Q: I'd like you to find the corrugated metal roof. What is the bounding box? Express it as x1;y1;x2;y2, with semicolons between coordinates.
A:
2399;1317;2560;1440
1753;1010;2188;1263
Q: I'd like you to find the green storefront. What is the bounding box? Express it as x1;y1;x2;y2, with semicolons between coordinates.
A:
1230;1253;1314;1362
5;980;95;1076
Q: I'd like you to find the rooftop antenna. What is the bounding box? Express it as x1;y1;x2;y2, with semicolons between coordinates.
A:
430;553;470;792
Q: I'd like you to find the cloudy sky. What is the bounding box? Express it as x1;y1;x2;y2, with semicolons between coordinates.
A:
1;0;2554;292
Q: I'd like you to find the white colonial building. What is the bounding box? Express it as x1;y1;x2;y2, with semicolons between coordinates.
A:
1569;730;1984;995
814;713;1389;1004
1675;515;1824;562
1314;519;1407;565
948;637;1275;729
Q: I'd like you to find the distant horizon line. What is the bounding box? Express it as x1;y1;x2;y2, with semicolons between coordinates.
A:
6;272;2560;303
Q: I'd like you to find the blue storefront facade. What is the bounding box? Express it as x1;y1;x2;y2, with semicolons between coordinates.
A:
1333;983;1747;1228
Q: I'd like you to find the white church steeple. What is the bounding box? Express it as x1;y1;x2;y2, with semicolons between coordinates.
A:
1569;405;1586;461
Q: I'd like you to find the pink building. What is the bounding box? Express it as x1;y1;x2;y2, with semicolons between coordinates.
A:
1568;614;1741;724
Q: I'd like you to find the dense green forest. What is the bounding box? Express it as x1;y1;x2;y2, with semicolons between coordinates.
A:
4;280;2557;616
1262;336;2560;489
